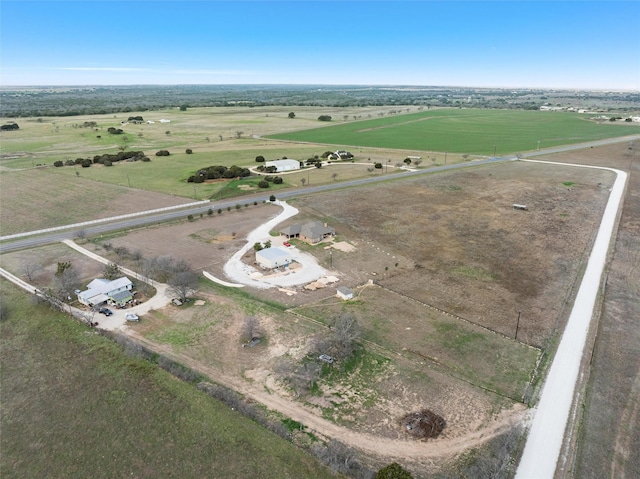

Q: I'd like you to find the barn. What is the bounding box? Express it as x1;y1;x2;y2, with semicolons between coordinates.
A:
256;247;293;269
265;159;300;172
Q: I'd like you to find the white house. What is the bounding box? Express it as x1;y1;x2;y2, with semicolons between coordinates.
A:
256;247;293;269
265;159;300;172
77;277;134;307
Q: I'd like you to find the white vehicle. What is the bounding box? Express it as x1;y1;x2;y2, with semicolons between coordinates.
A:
125;313;139;322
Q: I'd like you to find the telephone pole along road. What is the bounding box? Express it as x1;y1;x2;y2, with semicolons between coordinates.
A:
515;160;628;479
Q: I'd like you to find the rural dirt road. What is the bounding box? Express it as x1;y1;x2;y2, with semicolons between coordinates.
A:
126;329;525;463
515;160;628;478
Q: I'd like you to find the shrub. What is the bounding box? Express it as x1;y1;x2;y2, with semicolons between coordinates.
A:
1;122;19;131
185;148;193;154
64;160;75;166
155;150;170;156
269;195;276;202
53;160;64;167
255;155;265;162
104;160;113;167
81;160;92;168
141;156;150;162
258;180;270;188
273;176;283;184
318;115;332;121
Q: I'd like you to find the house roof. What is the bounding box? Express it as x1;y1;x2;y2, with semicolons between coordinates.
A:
256;247;292;261
337;286;353;295
78;277;133;303
300;221;335;240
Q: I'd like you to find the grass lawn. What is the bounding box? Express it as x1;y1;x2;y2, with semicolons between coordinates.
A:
267;109;640;155
0;281;337;479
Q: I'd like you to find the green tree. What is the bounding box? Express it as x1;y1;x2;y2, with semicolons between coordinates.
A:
103;263;121;281
288;112;295;118
375;462;413;479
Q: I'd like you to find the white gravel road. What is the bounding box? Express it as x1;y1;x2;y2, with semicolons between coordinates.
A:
515;160;628;478
221;200;330;289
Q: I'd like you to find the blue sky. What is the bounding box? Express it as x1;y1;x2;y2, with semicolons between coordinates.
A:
2;1;639;89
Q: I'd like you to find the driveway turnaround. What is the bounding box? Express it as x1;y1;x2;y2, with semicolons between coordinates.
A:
515;160;628;478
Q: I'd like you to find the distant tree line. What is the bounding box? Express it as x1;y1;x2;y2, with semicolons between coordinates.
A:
4;85;636;118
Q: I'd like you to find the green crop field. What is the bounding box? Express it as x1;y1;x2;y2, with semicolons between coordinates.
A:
268;109;640;155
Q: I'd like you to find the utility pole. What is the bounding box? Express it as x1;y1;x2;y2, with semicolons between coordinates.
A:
515;310;521;340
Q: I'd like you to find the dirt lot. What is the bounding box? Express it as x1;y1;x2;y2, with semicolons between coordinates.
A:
292;161;614;348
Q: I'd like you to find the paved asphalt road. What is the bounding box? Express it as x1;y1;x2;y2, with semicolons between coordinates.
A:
1;135;637;256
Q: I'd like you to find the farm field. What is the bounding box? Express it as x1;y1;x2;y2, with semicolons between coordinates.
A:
0;170;193;236
0;282;337;479
1;106;469;235
268;109;640;155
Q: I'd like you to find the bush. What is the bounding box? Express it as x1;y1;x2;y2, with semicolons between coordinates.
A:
155;150;170;156
273;176;283;184
1;123;19;131
53;160;64;167
104;160;113;167
269;195;276;202
258;180;270;188
81;160;92;168
375;463;413;479
185;148;193;154
255;155;265;162
318;115;332;121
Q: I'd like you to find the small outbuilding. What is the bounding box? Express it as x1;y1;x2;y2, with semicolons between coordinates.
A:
336;286;354;300
256;247;293;269
265;159;300;172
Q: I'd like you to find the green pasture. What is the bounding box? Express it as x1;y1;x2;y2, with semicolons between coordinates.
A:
0;281;335;479
268;109;640;155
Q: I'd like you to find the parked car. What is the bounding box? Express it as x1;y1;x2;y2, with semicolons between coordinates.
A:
283;241;291;247
125;313;139;322
98;308;113;316
318;354;334;364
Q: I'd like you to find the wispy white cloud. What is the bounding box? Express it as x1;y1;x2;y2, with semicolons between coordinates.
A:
58;67;149;72
56;67;255;76
170;69;256;76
